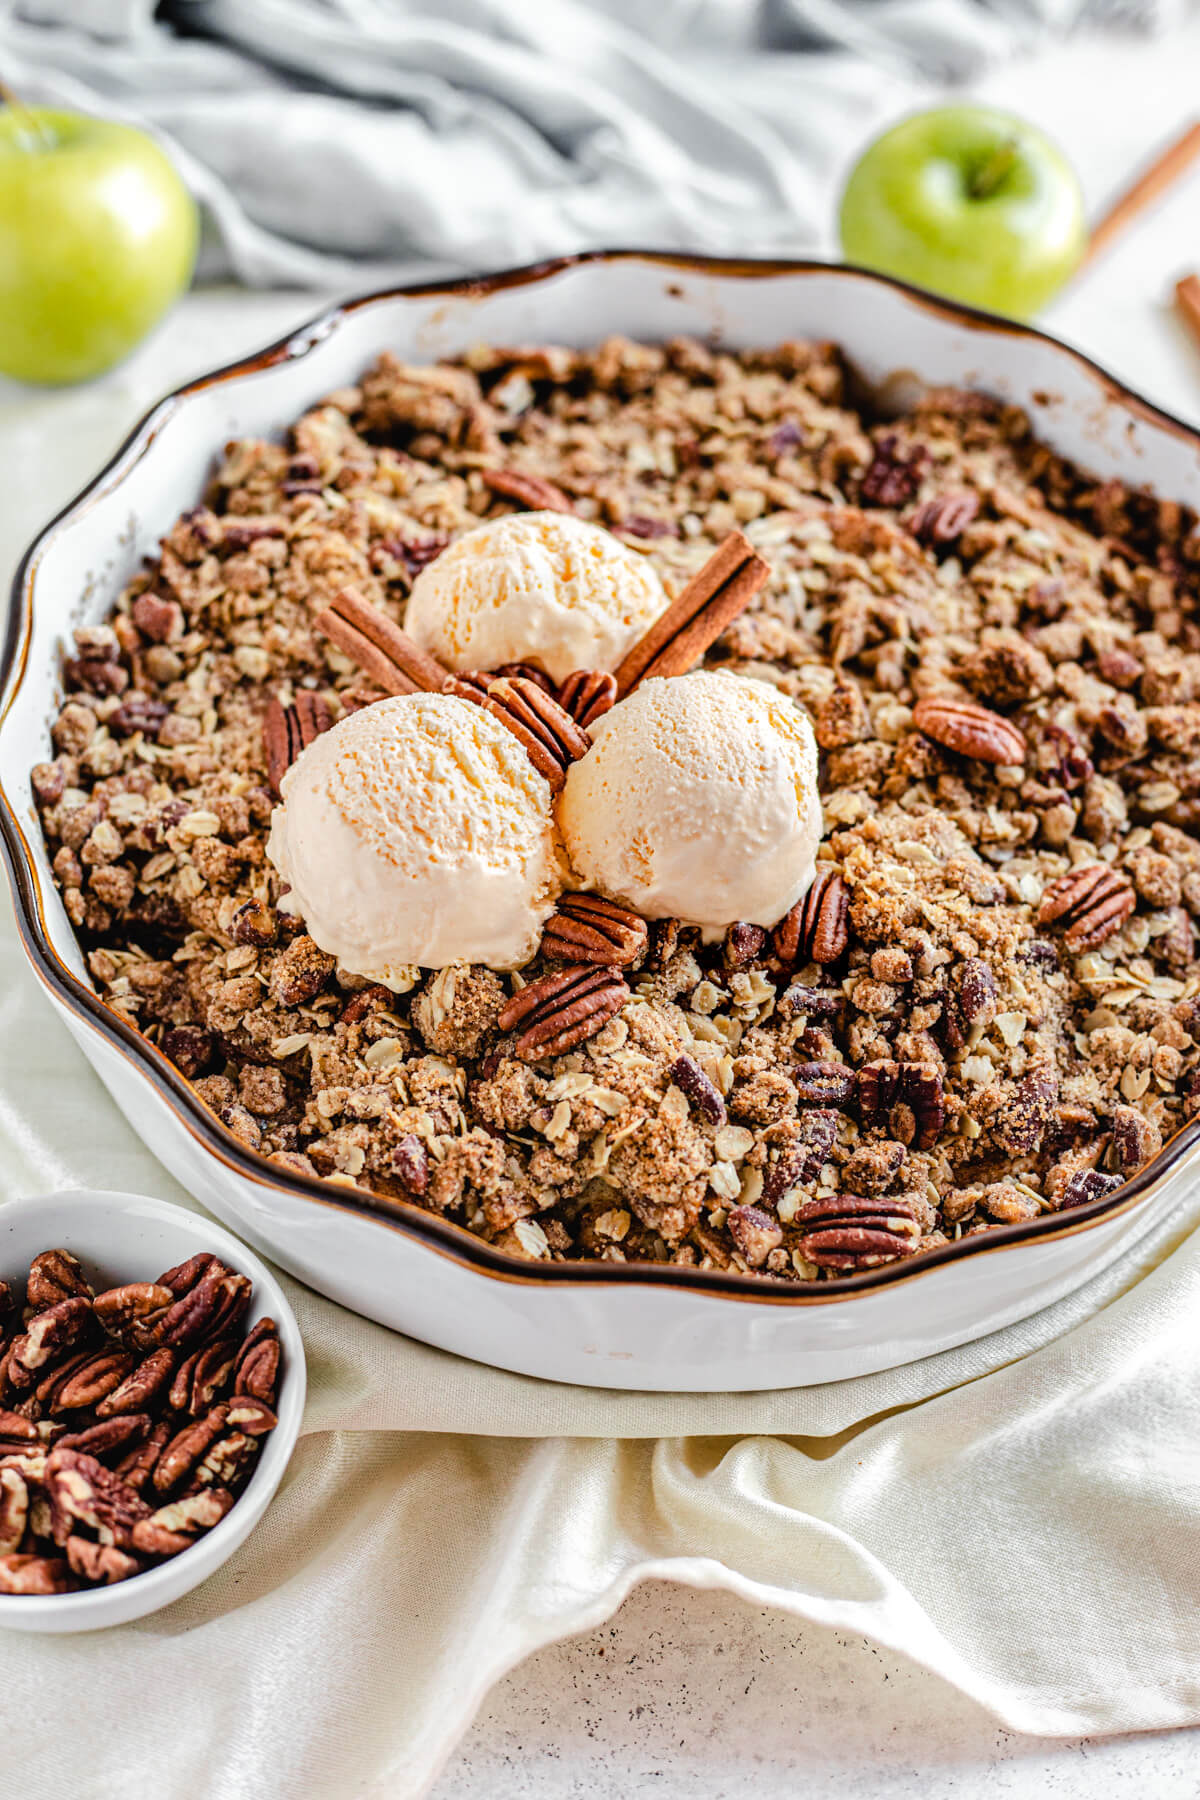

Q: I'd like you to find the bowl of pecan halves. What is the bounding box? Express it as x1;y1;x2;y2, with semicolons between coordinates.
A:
0;1189;306;1632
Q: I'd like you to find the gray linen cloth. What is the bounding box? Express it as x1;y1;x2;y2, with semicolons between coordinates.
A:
0;0;1181;289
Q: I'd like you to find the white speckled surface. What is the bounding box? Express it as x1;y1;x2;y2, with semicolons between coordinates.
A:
4;24;1200;1789
429;1582;1200;1797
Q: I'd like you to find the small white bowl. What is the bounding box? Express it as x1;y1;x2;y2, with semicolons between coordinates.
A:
0;1189;306;1634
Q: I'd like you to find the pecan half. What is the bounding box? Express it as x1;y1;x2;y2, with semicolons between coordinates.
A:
391;1135;430;1197
857;1061;945;1151
777;982;842;1019
152;1405;230;1497
263;690;334;797
56;1414;150;1463
196;1431;259;1492
793;1062;855;1107
31;1348;96;1413
991;1063;1059;1157
156;1253;228;1297
0;1554;72;1595
114;1418;173;1498
230;1320;281;1408
794;1195;922;1270
0;1467;28;1555
540;893;648;967
912;695;1026;766
557;669;617;730
94;1347;176;1420
1038;865;1135;951
26;1249;92;1310
11;1296;94;1377
908;491;979;550
774;868;850;968
340;983;397;1026
0;1410;42;1461
131;1487;234;1559
481;467;574;513
497;964;629;1061
452;674;591;795
860;435;930;507
150;1272;253;1353
723;922;768;970
761;1111;838;1203
50;1349;135;1414
669;1054;726;1126
44;1447;150;1548
1060;1168;1125;1209
230;897;278;948
941;957;998;1049
726;1205;783;1269
92;1283;175;1345
169;1338;239;1418
224;1396;278;1437
65;1537;143;1585
0;1341;24;1403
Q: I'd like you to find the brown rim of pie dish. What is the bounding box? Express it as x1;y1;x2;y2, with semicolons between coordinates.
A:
3;249;1199;1304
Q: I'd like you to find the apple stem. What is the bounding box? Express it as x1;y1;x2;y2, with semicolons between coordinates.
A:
0;78;51;148
969;139;1019;201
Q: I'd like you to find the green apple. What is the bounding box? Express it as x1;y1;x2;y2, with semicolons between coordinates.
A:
839;106;1086;321
0;105;198;386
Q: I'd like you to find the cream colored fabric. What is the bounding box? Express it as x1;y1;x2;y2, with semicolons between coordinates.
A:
3;899;1200;1800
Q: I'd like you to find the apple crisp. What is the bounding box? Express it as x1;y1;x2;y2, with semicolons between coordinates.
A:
32;336;1200;1279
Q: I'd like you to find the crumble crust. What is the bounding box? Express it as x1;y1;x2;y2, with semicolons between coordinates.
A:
32;337;1200;1278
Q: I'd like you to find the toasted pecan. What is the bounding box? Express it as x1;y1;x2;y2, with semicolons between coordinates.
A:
794;1196;922;1271
451;674;591;794
557;669;617;730
498;965;628;1061
774;868;849;968
912;695;1026;766
481;467;574;513
1038;864;1135;951
539;893;648;966
263;690;334;796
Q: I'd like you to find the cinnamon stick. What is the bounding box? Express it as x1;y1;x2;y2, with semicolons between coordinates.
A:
316;587;448;696
613;531;770;697
1174;273;1200;353
1086;121;1200;265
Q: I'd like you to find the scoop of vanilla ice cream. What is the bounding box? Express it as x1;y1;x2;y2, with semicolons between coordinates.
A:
559;671;823;933
266;693;564;979
404;511;668;685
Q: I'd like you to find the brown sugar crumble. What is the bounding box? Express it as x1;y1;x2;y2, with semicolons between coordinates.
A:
32;336;1200;1279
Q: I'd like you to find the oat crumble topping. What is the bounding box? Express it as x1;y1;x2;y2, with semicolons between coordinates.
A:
32;336;1200;1279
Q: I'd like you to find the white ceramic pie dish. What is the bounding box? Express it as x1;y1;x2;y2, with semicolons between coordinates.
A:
3;252;1200;1393
0;1190;305;1633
